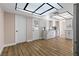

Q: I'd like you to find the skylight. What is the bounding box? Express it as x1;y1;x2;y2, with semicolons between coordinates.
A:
49;3;62;9
35;3;52;14
42;8;57;15
16;3;72;16
26;3;42;12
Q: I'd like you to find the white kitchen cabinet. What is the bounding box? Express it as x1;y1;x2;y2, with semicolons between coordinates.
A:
65;30;73;39
65;19;73;39
42;30;56;39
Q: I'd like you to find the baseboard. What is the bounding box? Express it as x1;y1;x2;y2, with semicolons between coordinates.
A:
0;43;16;55
4;41;29;47
26;39;44;42
0;46;4;55
26;40;33;42
4;43;16;47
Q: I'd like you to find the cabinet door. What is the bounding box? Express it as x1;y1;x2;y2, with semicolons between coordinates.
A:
65;30;73;39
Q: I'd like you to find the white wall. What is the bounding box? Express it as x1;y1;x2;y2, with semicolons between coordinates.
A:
0;8;4;54
4;12;15;45
3;12;47;43
26;15;33;42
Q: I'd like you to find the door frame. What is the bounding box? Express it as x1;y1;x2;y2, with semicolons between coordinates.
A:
15;15;27;44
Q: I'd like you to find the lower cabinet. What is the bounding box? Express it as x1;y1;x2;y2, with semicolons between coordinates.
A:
43;30;56;39
65;30;73;39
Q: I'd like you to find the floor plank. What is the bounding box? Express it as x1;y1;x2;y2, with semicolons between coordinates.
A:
1;38;73;56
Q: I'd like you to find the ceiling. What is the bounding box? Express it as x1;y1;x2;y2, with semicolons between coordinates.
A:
16;3;62;15
59;3;73;15
0;3;73;20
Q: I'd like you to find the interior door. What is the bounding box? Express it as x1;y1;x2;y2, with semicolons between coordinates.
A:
15;15;26;43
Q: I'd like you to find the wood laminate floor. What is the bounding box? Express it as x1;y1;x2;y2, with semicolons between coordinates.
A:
1;37;73;56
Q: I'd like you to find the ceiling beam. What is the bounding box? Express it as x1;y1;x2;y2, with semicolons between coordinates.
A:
24;3;29;10
57;3;63;8
24;9;40;15
33;3;45;13
47;3;57;10
15;3;40;15
67;11;73;16
40;7;54;15
57;3;73;16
